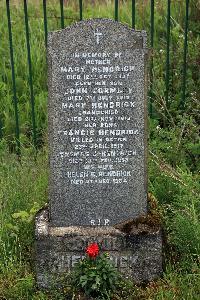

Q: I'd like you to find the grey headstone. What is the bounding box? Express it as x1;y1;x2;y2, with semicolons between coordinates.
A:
48;19;148;227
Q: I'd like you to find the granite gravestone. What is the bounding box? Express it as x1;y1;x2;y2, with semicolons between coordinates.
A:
35;19;162;288
48;19;148;227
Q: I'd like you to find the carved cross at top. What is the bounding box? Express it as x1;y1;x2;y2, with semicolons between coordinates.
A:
94;29;103;44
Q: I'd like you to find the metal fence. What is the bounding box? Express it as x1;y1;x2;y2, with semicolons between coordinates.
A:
3;0;190;155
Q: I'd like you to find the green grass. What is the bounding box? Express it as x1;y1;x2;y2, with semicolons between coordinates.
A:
0;0;200;299
0;129;199;299
0;141;199;299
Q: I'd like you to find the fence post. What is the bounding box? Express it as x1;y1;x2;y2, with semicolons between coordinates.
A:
132;0;136;29
149;0;154;117
115;0;119;21
24;0;37;148
6;0;20;155
79;0;83;21
60;0;64;29
180;0;189;109
43;0;48;48
165;0;171;108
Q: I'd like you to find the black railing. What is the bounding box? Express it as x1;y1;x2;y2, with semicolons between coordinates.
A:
2;0;190;153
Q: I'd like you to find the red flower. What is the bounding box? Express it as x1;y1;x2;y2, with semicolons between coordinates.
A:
86;243;99;258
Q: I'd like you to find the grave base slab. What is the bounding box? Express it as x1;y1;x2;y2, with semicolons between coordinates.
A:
35;209;163;289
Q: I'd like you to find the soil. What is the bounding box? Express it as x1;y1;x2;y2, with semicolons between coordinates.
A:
114;193;162;234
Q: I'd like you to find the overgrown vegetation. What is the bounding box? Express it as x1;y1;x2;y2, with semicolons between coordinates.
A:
0;0;199;299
